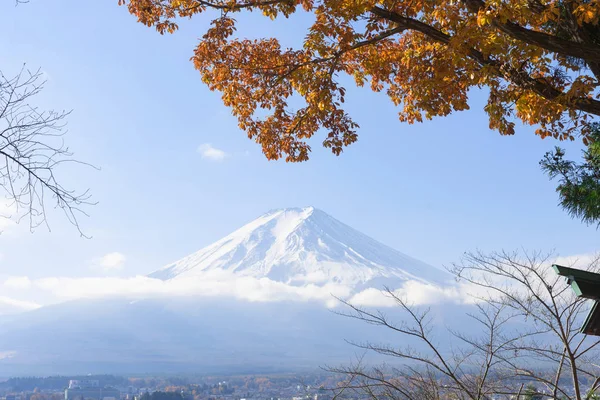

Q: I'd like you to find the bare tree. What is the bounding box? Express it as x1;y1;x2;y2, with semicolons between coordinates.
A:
329;251;600;400
0;65;93;235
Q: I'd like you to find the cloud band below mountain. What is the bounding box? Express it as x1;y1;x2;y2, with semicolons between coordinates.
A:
1;271;472;312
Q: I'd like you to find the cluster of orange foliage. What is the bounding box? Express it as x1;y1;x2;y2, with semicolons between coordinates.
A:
120;0;600;161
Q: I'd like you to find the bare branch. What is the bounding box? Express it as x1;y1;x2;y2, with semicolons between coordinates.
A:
332;250;600;400
0;65;95;235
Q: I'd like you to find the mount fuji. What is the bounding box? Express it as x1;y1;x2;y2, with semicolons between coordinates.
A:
0;207;457;375
150;207;449;288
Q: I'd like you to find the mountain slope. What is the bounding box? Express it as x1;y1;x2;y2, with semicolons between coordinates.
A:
150;207;448;287
0;297;477;375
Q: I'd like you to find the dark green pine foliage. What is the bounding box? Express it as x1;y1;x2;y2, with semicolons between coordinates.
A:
522;384;539;400
541;123;600;226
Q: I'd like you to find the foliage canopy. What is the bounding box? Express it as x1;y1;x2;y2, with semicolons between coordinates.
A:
121;0;599;161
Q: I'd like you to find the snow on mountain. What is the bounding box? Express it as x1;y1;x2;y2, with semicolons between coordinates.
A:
149;207;449;288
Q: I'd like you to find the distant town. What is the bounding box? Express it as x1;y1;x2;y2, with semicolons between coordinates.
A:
0;374;338;400
3;372;598;400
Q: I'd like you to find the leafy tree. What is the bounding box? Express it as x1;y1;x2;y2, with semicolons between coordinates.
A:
120;0;600;161
541;122;600;225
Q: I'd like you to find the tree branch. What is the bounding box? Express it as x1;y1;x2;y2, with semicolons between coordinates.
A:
462;0;600;66
370;6;600;117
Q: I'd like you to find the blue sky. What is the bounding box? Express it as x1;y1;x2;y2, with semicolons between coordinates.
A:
0;0;598;298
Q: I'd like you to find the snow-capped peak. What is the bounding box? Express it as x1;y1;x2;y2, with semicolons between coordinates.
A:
149;207;449;288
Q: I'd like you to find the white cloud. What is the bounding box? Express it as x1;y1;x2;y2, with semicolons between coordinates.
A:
3;276;32;289
26;272;352;306
348;281;474;308
554;252;600;270
0;269;473;310
4;252;597;312
91;252;126;271
197;143;228;161
0;296;41;315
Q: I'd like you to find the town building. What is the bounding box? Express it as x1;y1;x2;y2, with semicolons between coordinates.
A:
64;380;120;400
